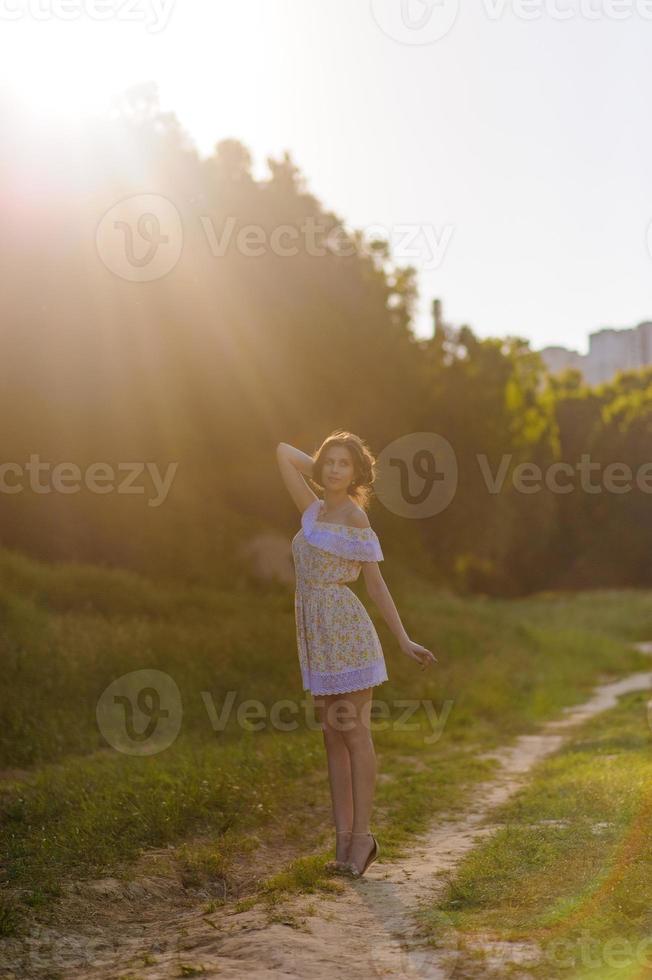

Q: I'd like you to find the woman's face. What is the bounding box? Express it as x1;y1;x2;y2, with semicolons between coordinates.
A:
321;445;355;491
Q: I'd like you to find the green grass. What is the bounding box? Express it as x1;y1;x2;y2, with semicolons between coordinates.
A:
433;688;652;978
1;545;652;938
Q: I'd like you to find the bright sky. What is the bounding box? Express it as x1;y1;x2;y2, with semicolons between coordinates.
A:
2;0;651;350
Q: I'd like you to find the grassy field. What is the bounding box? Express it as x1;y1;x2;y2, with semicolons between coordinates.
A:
1;545;651;942
434;688;652;979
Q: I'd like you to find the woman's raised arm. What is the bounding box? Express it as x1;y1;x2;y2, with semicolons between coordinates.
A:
276;442;319;514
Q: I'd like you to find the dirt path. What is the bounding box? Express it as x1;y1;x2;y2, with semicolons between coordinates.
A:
8;644;652;980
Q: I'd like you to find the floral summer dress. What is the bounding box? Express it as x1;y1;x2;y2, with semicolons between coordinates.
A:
291;498;389;695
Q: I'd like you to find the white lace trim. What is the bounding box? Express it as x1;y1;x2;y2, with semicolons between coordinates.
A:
301;499;384;563
302;659;388;695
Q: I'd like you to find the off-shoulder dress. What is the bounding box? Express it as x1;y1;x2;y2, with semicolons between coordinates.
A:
290;498;389;695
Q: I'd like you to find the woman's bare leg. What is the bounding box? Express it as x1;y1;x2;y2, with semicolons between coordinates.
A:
337;687;377;872
314;693;354;863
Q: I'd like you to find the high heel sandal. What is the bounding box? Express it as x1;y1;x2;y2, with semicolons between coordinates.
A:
343;832;380;878
325;830;353;873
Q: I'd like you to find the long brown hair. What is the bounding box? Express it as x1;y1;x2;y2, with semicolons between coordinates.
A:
311;429;377;511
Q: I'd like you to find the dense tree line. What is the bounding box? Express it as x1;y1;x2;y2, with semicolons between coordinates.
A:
1;84;650;594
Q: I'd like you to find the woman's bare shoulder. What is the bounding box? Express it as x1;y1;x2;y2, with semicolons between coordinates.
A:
345;506;371;529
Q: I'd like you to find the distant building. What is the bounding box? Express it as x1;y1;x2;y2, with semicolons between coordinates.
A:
538;345;585;376
428;300;652;385
540;320;652;384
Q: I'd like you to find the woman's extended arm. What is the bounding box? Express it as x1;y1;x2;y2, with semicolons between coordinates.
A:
276;442;319;514
362;562;437;671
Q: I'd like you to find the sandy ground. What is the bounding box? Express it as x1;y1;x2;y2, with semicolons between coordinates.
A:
4;643;652;980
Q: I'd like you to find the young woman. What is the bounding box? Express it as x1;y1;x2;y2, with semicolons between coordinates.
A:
276;430;437;878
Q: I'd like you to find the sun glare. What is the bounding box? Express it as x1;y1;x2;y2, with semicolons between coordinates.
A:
2;19;136;122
